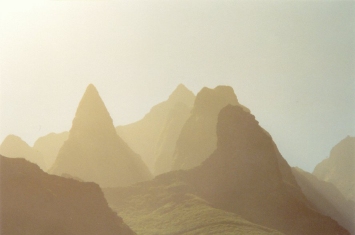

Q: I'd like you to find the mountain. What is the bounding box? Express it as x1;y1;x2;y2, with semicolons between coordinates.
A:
171;86;249;171
104;104;348;235
33;132;69;170
0;135;46;170
116;84;195;171
50;84;152;187
0;155;136;235
313;136;355;202
292;167;355;234
104;175;284;235
153;102;191;175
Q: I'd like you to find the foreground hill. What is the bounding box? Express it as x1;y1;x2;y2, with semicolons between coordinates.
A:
104;105;348;235
0;155;135;235
0;135;46;170
313;136;355;202
292;167;355;234
116;84;195;171
50;84;152;187
33;132;69;170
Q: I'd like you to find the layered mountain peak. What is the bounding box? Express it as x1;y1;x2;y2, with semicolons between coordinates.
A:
313;136;355;202
71;84;115;135
185;104;349;235
191;105;283;193
0;135;46;170
168;83;195;105
50;84;152;187
192;86;239;116
116;84;195;171
172;86;248;171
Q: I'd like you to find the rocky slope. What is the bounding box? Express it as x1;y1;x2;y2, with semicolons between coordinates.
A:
116;84;195;171
104;105;349;235
171;85;249;171
0;155;136;235
313;136;355;202
293;167;355;234
50;84;152;187
33;132;69;170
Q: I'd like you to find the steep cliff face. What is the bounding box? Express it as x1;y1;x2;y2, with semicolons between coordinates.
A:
116;84;195;171
185;105;347;235
33;132;69;170
0;155;136;235
172;86;248;171
293;167;355;234
0;135;46;170
153;102;192;175
50;84;152;187
313;136;355;202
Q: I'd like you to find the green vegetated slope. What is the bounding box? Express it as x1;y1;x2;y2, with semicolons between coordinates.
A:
104;177;283;235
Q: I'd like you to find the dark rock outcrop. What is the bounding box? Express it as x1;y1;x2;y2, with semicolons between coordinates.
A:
0;155;136;235
50;84;152;187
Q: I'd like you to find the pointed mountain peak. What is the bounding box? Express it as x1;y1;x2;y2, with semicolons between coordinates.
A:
192;86;239;116
168;84;195;105
71;84;114;134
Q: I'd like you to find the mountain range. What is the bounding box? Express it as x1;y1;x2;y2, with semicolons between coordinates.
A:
104;104;349;235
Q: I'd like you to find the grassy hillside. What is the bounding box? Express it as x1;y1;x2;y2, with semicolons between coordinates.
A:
104;178;283;235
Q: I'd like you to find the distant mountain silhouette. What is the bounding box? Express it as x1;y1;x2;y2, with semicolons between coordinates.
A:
50;84;152;187
153;102;191;175
0;155;136;235
313;136;355;202
33;132;69;170
293;167;355;234
104;105;349;235
172;86;249;171
0;135;46;170
116;84;195;171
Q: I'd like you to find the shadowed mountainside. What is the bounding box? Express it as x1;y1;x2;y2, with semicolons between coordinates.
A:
33;132;69;170
0;135;46;170
313;136;355;202
171;86;249;171
0;155;136;235
116;84;195;171
292;167;355;234
104;105;349;235
50;84;152;187
153;102;192;175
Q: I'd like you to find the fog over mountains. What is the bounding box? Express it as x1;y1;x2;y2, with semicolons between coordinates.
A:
1;1;353;234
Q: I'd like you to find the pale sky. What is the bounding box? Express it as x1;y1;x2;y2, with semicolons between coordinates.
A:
1;0;354;172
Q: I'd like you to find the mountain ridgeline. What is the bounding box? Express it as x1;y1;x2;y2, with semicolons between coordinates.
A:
104;104;349;235
116;84;195;173
0;135;47;170
171;86;249;172
313;136;355;202
49;84;152;187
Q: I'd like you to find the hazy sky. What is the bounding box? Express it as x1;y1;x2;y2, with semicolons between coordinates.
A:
1;0;354;172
